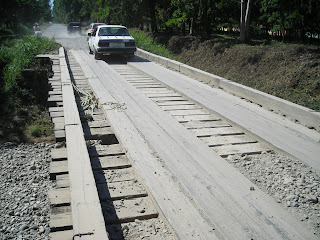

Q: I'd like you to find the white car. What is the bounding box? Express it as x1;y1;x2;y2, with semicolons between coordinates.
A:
86;23;105;40
88;25;136;59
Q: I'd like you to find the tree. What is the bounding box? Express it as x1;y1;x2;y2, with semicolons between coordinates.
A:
240;0;253;42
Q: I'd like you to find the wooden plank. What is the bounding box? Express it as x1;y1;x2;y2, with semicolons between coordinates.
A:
83;125;113;136
61;48;109;239
50;160;68;177
49;188;71;206
212;142;270;156
101;197;158;224
65;124;109;239
49;107;64;112
49;90;62;95
97;180;147;200
50;111;64;118
52;117;64;124
54;122;65;131
140;89;172;93
49;230;74;240
156;101;194;106
201;135;257;147
174;114;220;122
88;144;124;157
161;104;201;111
91;155;131;170
62;84;81;126
50;206;72;231
51;148;67;160
131;59;320;173
145;93;180;98
191;127;243;137
84;120;110;128
182;120;231;129
94;168;136;183
48;95;63;102
167;109;210;116
84;53;316;240
72;49;221;239
152;96;185;102
56;174;70;188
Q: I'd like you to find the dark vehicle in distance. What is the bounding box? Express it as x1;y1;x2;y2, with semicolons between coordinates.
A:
67;22;81;34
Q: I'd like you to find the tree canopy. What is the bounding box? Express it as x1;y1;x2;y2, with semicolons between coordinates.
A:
0;0;52;28
52;0;320;41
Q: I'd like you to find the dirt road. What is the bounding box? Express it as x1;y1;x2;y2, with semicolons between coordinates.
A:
43;23;87;50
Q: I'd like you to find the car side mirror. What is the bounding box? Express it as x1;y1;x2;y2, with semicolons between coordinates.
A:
88;33;92;36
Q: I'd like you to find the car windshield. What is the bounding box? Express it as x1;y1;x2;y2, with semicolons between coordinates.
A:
98;27;130;36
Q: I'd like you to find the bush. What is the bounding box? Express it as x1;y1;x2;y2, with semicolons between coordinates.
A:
129;28;174;59
0;36;59;108
28;125;42;137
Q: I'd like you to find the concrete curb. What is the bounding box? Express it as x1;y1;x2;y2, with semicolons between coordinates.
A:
135;48;320;131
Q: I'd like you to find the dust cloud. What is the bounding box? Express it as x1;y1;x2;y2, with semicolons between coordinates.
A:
42;23;88;50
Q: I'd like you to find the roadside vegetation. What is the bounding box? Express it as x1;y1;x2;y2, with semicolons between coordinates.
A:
0;0;59;142
129;29;174;59
0;36;60;142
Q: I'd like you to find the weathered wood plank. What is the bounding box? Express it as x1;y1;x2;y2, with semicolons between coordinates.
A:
160;104;200;111
91;155;131;170
212;142;269;156
94;168;136;183
101;197;158;224
174;114;220;122
49;188;71;206
61;47;109;240
201;135;257;147
49;107;64;112
50;206;72;231
72;50;221;239
191;127;243;137
81;51;316;240
49;230;74;240
88;144;124;157
50;111;64;118
51;148;67;160
181;120;231;129
97;180;147;200
168;109;210;116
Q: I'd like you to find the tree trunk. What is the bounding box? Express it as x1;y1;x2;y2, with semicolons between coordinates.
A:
189;18;194;35
149;0;158;33
240;0;253;42
244;0;252;40
240;0;246;42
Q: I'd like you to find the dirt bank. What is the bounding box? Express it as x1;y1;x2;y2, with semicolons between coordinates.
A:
167;36;320;111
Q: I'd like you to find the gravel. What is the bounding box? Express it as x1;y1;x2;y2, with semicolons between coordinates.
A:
0;142;53;240
226;151;320;235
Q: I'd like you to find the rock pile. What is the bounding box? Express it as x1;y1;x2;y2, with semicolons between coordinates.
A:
0;142;53;240
227;151;320;235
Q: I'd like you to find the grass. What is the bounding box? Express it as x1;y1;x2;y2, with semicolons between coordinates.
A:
0;34;60;142
129;28;175;59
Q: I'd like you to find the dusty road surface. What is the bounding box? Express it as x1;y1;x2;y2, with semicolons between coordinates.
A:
43;24;320;239
43;23;87;50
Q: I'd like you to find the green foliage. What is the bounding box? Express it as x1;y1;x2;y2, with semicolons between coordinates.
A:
0;36;59;109
129;28;174;59
27;109;53;137
1;36;58;92
28;125;42;137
